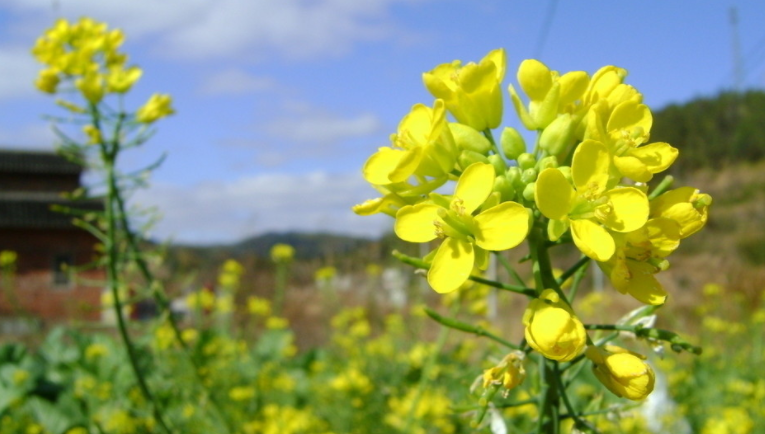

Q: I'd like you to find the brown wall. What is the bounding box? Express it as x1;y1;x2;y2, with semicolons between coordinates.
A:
0;228;104;321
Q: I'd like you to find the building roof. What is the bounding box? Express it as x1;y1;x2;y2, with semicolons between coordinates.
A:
0;192;102;229
0;149;82;175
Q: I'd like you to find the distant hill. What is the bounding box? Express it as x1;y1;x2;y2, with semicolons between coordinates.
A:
651;90;765;173
231;231;376;260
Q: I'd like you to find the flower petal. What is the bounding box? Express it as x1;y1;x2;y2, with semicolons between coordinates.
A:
611;260;667;305
428;238;474;293
535;168;575;220
362;147;410;185
394;203;440;243
518;59;552;102
601;187;649;233
613;155;651;182
454;162;495;214
473;202;529;251
606;100;652;142
571;219;615;261
572;140;609;195
628;142;678;175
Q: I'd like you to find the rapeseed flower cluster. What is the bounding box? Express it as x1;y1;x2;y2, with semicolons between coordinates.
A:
32;17;173;126
355;48;712;403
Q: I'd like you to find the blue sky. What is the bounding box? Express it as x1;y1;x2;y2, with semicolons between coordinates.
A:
1;0;764;244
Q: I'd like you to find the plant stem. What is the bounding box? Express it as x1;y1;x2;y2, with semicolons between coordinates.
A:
96;102;173;434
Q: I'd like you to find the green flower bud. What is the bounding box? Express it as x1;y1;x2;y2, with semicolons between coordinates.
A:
506;166;522;190
488;154;508;174
493;175;516;202
522;182;536;202
517;153;536;170
458;150;490;170
539;113;574;157
521;168;538;184
500;127;526;160
449;123;492;154
536;155;559;171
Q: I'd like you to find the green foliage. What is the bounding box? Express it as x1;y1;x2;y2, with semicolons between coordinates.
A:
652;90;765;173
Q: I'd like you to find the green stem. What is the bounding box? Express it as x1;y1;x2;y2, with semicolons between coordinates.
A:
648;175;674;200
96;102;173;434
109;137;235;434
583;324;702;354
423;307;520;350
273;262;287;316
494;251;527;287
392;250;536;297
565;256;590;303
482;128;502;157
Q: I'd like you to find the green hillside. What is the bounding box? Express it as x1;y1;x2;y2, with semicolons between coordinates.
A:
651;90;765;173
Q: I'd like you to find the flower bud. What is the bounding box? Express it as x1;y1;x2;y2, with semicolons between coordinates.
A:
488;154;507;174
493;175;515;202
539;113;574;157
536;155;559;171
458;150;489;170
517;153;536;170
506;166;522;190
500;127;526;160
521;168;537;185
522;182;536;202
449;122;492;154
522;289;586;361
585;345;655;401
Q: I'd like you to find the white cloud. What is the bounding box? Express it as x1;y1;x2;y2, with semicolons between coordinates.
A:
0;46;42;100
264;112;382;144
199;69;276;96
4;0;414;62
133;170;389;244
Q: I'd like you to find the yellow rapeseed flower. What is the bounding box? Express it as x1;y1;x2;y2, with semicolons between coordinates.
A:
136;93;175;123
535;140;649;261
395;162;528;293
523;289;586;361
586;345;655;401
423;48;506;131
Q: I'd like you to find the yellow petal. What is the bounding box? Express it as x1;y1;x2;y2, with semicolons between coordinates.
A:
362;147;404;185
535;168;575;220
613;155;652;182
394;203;440;243
454;162;494;214
389;146;424;183
600;187;648;233
571;219;615;261
428;238;474;293
572;140;609;195
611;260;667;305
508;84;537;130
628;142;678;174
483;48;507;82
473;202;529;251
607;101;652;141
517;59;552;102
558;70;589;110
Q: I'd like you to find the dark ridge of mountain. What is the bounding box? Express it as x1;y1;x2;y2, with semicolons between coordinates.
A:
231;231;377;260
651;89;765;173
